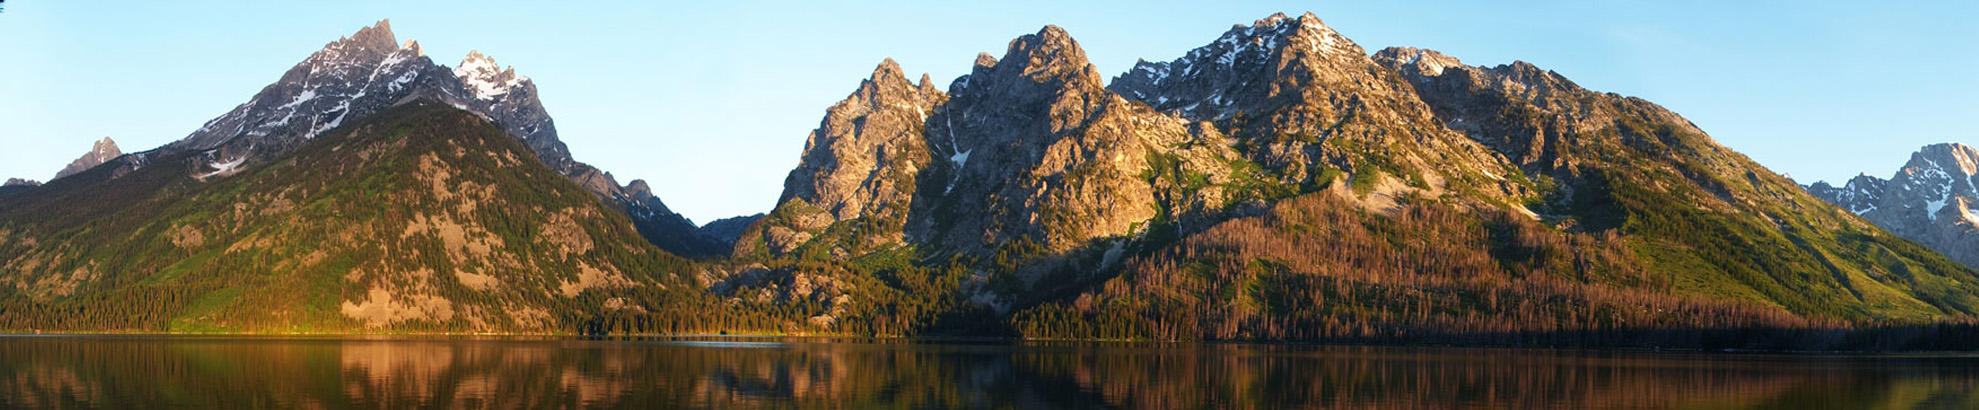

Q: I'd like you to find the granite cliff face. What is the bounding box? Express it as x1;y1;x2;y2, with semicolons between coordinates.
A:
1807;143;1979;268
907;26;1231;258
52;138;122;180
737;59;945;258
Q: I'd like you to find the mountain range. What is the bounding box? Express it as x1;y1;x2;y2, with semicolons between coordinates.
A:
1807;143;1979;270
2;13;1975;348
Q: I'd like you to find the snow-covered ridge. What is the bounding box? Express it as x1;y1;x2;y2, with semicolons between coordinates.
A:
455;51;527;101
1109;11;1366;120
166;18;576;185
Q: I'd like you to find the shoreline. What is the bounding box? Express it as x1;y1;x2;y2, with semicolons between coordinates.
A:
3;332;1976;356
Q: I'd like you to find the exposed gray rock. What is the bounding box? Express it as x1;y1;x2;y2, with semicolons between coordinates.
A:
1114;13;1523;212
2;178;38;187
1807;143;1979;268
52;137;121;180
907;25;1226;256
167;21;574;176
454;50;574;174
741;59;946;257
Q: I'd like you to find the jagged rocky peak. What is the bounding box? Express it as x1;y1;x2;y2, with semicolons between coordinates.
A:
449;49;573;175
1108;12;1522;213
168;19;581;179
918;73;938;97
296;20;419;77
53;137;122;180
1806;173;1890;214
1261;11;1362;56
1807;143;1979;269
622;178;655;200
1373;46;1464;77
741;58;947;257
3;178;40;187
346;19;398;51
619;178;687;218
985;25;1104;88
902;24;1239;258
1379;47;1582;102
1110;11;1365;107
171;19;457;159
1906;143;1979;180
456;50;524;101
1106;10;1452;142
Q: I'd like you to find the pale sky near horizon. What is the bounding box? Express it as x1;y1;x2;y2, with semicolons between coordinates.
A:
1;1;1974;224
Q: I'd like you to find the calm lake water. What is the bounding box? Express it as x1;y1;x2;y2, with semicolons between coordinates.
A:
0;335;1975;409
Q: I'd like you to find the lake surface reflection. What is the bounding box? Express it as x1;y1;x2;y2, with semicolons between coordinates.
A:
0;335;1975;409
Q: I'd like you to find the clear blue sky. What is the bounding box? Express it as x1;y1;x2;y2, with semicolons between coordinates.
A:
2;1;1973;223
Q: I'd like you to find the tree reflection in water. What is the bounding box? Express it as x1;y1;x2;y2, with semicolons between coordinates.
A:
0;336;1975;409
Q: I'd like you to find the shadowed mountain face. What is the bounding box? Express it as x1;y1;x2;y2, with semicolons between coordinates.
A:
1807;143;1979;269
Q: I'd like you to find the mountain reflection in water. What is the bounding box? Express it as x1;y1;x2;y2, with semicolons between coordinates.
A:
0;336;1975;409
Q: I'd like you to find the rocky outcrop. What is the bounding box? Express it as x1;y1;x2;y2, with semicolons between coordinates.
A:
1807;143;1979;268
2;178;37;187
902;25;1238;258
739;59;946;258
52;137;121;180
1113;13;1524;212
454;50;574;174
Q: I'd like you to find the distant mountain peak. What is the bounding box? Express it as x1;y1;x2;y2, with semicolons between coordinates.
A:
456;50;525;101
90;137;118;153
1907;142;1979;177
52;137;122;180
316;19;401;61
1808;143;1979;268
972;52;998;69
1252;11;1292;26
1375;46;1464;76
1108;11;1386;121
873;57;904;78
1002;25;1099;84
